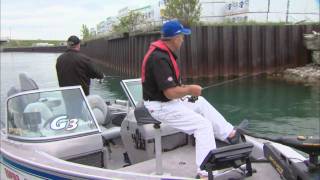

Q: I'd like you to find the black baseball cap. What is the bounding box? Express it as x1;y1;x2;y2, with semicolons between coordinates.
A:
67;35;81;46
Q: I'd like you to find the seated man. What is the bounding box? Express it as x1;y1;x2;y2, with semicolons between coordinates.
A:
141;20;239;177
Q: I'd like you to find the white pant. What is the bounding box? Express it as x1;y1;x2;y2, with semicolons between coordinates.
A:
144;96;234;170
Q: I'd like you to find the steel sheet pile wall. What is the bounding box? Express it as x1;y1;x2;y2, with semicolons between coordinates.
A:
82;24;319;79
81;38;109;67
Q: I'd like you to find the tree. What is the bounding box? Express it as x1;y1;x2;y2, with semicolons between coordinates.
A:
112;11;145;33
162;0;201;27
81;24;90;40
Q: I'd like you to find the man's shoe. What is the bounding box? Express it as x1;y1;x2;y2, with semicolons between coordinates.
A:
227;119;248;144
195;170;218;179
227;129;242;144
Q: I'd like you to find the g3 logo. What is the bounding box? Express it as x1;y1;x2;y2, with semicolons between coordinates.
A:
50;115;79;131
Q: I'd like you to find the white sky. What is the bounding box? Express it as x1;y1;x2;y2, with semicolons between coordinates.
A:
1;0;156;40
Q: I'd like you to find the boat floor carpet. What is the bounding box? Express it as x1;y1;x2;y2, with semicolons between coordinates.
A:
117;144;282;179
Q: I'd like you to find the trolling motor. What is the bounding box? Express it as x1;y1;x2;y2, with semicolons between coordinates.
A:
269;136;320;168
238;128;320;180
263;136;320;180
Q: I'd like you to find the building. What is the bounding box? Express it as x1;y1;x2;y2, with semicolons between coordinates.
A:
94;0;319;34
96;17;118;35
105;17;118;32
199;0;226;22
115;4;163;31
96;20;108;35
118;7;130;18
90;28;96;37
224;0;320;23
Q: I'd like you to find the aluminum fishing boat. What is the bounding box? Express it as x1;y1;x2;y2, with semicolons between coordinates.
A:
1;73;319;180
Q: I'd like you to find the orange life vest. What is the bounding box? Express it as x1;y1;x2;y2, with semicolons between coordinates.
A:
141;40;180;82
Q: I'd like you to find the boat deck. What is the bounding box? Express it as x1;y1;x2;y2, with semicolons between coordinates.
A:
109;140;282;179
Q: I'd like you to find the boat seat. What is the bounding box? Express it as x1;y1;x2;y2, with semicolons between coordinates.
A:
87;95;120;141
7;86;20;97
23;102;53;129
134;101;163;175
19;73;39;91
22;102;53;134
19;73;40;103
134;101;161;127
18;73;61;109
7;86;24;112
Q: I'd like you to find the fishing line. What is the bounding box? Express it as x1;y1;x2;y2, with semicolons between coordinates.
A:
201;72;266;91
187;72;266;102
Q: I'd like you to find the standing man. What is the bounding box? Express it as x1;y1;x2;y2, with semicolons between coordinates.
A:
56;35;103;96
141;20;240;178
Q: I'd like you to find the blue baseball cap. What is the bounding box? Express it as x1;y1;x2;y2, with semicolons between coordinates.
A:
161;20;191;38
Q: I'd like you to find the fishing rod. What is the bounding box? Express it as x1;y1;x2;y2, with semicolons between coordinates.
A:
188;71;266;102
202;72;266;91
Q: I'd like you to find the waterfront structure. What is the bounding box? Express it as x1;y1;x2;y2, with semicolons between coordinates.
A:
90;28;96;37
97;20;108;35
32;43;54;47
199;0;227;22
93;0;319;34
96;17;118;35
224;0;320;23
0;39;9;44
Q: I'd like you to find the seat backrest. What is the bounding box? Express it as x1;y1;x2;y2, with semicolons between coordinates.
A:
19;73;40;104
7;86;25;113
19;73;39;91
7;86;20;97
87;95;111;126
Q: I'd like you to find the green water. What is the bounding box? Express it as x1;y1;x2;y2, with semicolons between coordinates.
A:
1;52;319;137
200;76;320;137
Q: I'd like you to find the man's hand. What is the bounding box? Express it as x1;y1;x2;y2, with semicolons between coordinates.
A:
163;84;202;100
188;85;202;96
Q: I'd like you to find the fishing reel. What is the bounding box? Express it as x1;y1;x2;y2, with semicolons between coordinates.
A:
188;96;198;103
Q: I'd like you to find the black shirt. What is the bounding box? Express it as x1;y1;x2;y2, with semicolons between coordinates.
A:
56;49;103;96
142;48;180;102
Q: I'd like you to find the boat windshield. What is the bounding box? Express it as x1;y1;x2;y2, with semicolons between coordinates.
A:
6;87;99;140
120;79;142;107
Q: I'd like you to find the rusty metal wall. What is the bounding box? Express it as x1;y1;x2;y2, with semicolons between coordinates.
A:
79;24;320;79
